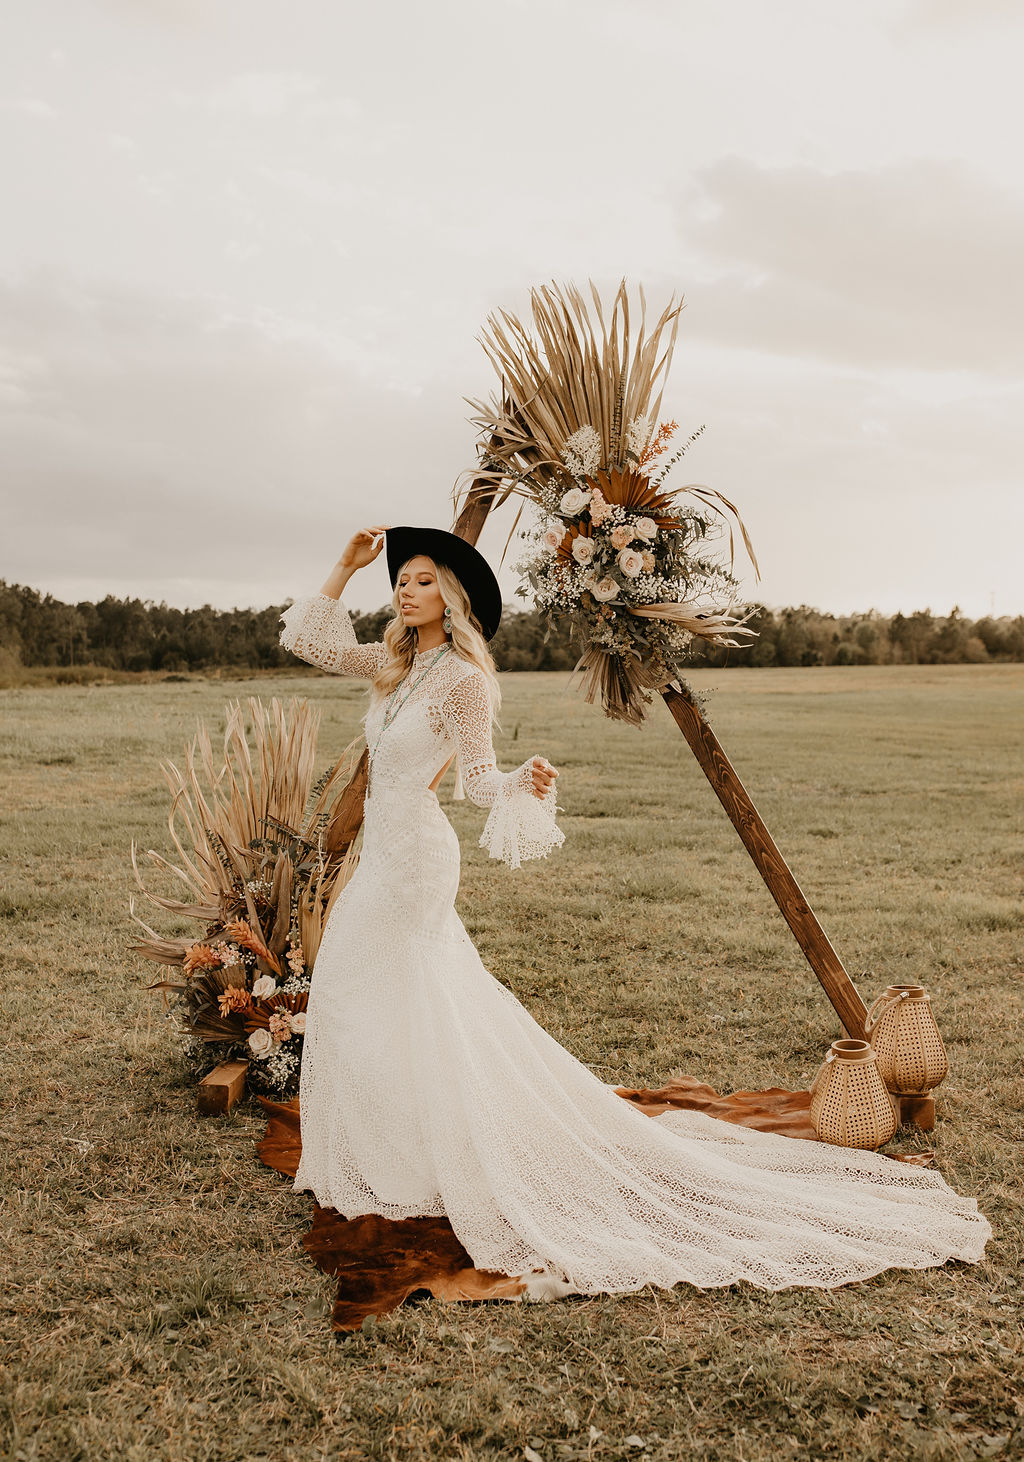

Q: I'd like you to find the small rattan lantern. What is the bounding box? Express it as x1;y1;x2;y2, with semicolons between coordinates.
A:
809;1040;898;1151
864;985;949;1095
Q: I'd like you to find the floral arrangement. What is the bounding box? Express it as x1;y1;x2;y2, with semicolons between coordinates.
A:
157;915;312;1099
130;697;364;1100
458;279;760;725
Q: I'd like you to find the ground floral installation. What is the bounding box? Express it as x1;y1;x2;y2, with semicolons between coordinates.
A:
130;696;362;1100
461;278;761;725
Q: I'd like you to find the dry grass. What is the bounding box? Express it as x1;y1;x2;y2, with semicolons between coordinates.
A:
1;664;1022;1461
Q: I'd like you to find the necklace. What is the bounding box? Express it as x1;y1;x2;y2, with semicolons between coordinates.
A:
369;644;451;763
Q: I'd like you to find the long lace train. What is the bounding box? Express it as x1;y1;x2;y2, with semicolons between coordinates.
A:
293;788;990;1295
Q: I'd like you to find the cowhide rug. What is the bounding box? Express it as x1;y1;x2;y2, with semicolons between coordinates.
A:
255;1078;931;1333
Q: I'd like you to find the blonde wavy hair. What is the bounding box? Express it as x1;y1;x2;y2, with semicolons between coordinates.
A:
371;556;502;718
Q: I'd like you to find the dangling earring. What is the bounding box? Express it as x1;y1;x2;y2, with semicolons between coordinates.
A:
443;605;454;636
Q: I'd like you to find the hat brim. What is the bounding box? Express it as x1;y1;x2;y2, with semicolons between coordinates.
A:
384;527;503;641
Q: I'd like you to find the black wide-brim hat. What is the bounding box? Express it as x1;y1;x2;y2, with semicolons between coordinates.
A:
385;526;503;641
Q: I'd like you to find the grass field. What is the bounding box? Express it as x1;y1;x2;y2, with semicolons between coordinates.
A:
2;664;1022;1462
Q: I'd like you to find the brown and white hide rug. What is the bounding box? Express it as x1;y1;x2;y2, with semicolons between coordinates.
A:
255;1078;930;1334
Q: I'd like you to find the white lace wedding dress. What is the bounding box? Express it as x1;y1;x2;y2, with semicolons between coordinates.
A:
279;593;991;1298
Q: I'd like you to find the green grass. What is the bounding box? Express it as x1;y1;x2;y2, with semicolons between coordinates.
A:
1;665;1022;1462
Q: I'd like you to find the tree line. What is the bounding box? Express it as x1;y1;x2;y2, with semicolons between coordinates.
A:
1;579;1021;677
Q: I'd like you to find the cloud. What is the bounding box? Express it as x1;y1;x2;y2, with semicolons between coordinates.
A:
654;336;1023;617
2;268;1020;619
903;0;1024;28
191;70;324;118
678;158;1024;375
0;276;482;609
0;97;57;120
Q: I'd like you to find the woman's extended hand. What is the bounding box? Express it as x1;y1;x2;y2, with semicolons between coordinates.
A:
530;756;559;799
339;524;391;573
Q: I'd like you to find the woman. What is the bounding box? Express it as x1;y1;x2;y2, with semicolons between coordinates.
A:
279;524;990;1302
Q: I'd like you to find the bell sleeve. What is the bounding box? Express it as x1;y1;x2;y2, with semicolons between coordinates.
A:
278;593;387;678
441;667;565;871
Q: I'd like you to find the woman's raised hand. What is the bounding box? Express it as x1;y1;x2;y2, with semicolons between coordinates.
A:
339;525;391;573
530;755;559;799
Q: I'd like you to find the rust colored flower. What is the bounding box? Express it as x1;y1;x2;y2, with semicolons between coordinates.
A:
183;943;222;976
217;985;253;1016
638;418;678;469
222;918;282;975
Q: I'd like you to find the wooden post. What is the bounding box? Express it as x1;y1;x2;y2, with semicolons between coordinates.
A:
197;1059;248;1116
662;683;867;1040
894;1094;936;1131
452;481;502;544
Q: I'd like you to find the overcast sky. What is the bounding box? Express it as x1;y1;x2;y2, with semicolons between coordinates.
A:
2;0;1022;618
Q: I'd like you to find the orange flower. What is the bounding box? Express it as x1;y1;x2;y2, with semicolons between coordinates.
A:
638;419;678;469
217;985;253;1016
183;943;222;975
223;918;282;975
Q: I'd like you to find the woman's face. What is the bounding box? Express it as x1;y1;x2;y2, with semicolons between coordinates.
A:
396;556;446;631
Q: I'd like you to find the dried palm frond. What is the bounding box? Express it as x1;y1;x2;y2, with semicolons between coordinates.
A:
130;698;367;1073
568;644;675;726
244;990;309;1033
453;279;759;725
626;601;760;645
456;278;756;574
468;278;682;478
186;965;253;1042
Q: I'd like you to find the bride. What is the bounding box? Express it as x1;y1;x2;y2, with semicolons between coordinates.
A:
278;523;991;1301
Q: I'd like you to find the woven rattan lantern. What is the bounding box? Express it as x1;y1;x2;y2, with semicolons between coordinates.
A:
809;1040;898;1151
864;985;949;1095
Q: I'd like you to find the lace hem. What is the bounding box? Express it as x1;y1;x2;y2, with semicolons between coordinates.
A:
479;769;565;870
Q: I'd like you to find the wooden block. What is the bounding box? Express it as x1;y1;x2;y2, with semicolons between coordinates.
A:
895;1093;936;1131
197;1059;249;1116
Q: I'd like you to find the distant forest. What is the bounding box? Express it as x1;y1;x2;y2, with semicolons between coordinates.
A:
1;579;1022;681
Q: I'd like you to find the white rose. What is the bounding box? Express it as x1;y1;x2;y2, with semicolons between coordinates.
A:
251;975;277;1000
635;517;658;542
248;1027;273;1057
543;527;563;552
559;487;591;516
617;548;644;578
289;1012;307;1036
571;536;595;565
591;577;620;603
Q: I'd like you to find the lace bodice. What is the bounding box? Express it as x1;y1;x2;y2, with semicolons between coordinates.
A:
279;593;565;869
